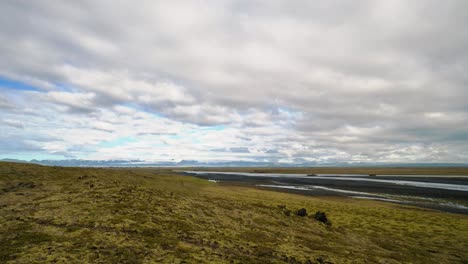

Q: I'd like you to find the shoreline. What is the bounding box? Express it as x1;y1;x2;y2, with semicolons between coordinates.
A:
180;167;468;176
181;171;468;215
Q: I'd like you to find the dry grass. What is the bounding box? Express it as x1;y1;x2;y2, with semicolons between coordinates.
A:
1;162;467;263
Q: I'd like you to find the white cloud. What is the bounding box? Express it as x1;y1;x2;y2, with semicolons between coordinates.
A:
0;0;467;163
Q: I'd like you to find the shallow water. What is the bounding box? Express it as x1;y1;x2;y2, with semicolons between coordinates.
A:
182;171;468;214
184;171;468;191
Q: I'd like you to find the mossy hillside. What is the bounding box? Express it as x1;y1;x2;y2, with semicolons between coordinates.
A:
0;162;467;263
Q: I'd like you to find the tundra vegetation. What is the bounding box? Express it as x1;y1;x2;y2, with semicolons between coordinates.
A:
0;162;467;263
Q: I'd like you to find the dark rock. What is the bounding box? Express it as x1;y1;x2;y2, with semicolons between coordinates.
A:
295;208;307;217
314;211;331;225
368;174;377;177
307;174;317;176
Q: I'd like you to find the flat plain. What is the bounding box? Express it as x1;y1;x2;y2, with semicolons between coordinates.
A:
1;162;467;263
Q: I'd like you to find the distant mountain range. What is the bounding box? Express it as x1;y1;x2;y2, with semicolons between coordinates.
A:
1;158;468;167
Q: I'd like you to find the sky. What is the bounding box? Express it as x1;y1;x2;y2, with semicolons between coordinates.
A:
1;0;468;164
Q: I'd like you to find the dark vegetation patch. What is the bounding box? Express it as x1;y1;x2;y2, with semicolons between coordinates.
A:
2;182;37;193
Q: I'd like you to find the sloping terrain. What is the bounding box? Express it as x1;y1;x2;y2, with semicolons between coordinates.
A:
0;162;467;263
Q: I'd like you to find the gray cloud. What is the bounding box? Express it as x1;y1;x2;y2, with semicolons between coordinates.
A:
0;0;467;162
0;96;15;110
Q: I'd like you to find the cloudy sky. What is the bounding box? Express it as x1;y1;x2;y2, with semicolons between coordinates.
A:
1;1;467;163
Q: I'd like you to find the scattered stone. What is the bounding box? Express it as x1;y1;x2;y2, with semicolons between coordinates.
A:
314;211;331;225
295;208;307;217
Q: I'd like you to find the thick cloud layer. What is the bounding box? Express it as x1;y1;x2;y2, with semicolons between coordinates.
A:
1;0;467;163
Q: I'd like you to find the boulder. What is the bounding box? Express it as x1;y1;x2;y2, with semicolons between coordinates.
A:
314;211;331;225
295;208;307;217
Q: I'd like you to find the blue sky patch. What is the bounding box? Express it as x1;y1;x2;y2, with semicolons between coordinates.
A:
202;125;226;131
0;77;42;91
99;137;138;148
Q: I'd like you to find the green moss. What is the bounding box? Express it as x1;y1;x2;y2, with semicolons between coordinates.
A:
0;162;467;263
0;223;53;262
